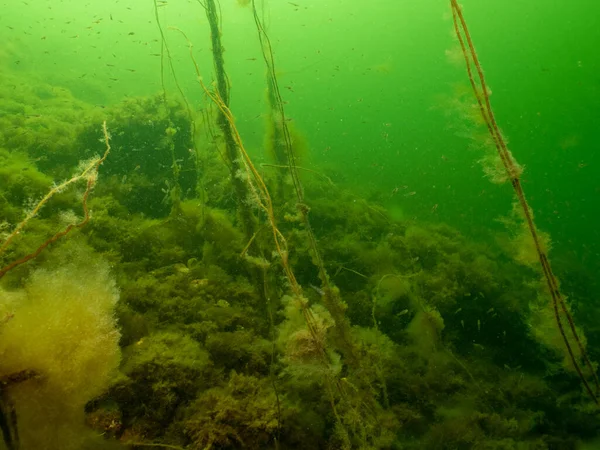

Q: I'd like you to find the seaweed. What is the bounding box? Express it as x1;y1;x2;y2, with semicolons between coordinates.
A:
0;2;598;448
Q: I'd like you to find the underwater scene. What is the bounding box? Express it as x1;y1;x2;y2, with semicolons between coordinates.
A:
1;0;600;449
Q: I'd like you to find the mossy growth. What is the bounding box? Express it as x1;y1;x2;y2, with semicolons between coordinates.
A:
0;148;53;223
0;242;121;450
0;71;100;178
1;70;598;449
76;95;197;218
108;331;211;442
183;371;282;449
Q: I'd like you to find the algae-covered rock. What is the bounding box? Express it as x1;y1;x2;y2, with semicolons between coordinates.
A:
111;331;211;440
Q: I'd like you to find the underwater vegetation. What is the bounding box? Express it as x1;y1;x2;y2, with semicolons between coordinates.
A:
0;1;599;450
449;0;599;405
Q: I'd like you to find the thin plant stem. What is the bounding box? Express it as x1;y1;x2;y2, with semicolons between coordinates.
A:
450;0;599;403
0;121;111;279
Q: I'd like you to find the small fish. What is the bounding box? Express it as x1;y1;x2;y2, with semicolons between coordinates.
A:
396;309;409;317
1;312;15;325
173;263;189;274
309;284;325;296
190;278;209;288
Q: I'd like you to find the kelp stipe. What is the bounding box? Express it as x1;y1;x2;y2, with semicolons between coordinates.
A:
449;0;599;403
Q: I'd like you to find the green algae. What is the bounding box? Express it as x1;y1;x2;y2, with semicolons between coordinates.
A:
1;5;599;447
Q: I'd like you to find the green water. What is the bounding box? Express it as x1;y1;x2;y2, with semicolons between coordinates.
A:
1;0;600;448
4;0;598;265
